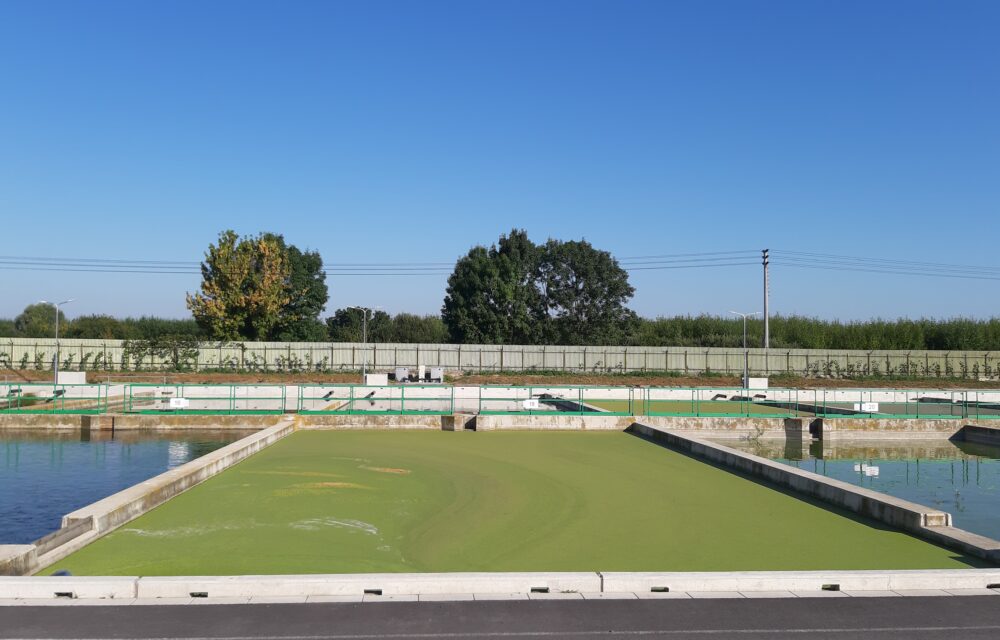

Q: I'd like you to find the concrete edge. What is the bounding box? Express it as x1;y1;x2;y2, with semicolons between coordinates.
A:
1;418;296;577
2;569;1000;601
628;422;1000;564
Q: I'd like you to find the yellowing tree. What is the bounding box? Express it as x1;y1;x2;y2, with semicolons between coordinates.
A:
186;230;292;340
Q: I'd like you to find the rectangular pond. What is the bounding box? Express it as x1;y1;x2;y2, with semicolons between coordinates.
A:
44;430;981;576
713;437;1000;540
0;428;253;544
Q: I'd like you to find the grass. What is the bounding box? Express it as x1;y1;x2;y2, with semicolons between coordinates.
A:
44;431;983;576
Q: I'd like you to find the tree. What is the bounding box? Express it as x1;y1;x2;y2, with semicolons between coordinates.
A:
14;303;66;338
64;315;128;339
0;319;15;337
536;239;637;345
186;230;292;341
271;242;329;342
325;308;392;342
442;229;543;344
391;314;448;343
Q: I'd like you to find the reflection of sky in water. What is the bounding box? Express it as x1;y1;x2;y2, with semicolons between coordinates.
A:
0;430;247;544
717;438;1000;540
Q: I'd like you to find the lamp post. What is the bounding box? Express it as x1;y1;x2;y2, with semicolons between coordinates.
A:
729;310;760;389
347;306;378;381
39;299;74;385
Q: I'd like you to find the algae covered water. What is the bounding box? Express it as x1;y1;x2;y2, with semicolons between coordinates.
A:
0;429;251;544
45;431;983;576
717;438;1000;540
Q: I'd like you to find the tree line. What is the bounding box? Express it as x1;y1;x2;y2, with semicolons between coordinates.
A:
3;228;999;351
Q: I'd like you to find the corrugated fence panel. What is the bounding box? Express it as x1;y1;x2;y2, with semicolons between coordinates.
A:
3;337;1000;378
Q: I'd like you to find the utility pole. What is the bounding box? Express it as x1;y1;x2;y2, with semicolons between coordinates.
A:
762;249;770;349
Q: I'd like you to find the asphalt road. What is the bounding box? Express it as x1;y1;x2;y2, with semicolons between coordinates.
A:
4;597;1000;640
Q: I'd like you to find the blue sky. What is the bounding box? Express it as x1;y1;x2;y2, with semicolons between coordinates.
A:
1;0;997;321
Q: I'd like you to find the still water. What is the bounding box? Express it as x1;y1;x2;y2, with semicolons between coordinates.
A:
716;437;1000;540
1;429;252;544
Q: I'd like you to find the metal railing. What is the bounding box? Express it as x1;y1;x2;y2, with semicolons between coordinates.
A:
1;383;999;419
1;383;109;414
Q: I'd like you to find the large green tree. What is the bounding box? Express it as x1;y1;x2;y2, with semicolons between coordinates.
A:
441;229;543;344
14;303;66;338
186;231;292;341
536;239;637;345
270;240;329;342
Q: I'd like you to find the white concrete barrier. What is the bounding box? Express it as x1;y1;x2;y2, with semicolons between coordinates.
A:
135;572;601;598
0;576;137;599
602;569;1000;594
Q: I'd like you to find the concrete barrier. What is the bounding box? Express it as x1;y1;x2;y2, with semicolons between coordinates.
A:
0;576;137;599
3;569;1000;600
0;546;37;577
601;569;1000;594
136;572;601;598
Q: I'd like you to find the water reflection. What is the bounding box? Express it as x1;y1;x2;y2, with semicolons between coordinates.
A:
0;429;253;544
717;436;1000;540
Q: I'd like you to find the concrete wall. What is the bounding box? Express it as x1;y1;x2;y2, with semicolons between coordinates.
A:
816;417;965;439
628;422;1000;564
6;336;1000;376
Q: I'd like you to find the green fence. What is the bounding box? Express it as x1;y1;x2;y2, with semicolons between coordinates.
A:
123;384;287;415
298;385;455;415
1;383;999;419
1;383;109;414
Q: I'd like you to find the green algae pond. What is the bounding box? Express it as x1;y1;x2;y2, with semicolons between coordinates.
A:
44;430;985;576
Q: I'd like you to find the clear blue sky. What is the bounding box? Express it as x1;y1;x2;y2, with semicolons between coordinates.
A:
1;0;997;322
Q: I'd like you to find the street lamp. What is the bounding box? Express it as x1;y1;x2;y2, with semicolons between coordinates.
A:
347;306;380;381
729;310;761;389
39;299;74;385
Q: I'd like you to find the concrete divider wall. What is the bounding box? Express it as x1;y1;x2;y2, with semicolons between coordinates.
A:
474;414;634;431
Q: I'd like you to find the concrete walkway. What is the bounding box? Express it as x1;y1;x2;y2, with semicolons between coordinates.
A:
3;595;1000;639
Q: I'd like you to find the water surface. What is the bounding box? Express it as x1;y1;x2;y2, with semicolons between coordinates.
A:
715;437;1000;540
1;429;252;543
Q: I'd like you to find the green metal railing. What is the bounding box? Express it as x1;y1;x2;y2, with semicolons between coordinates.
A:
297;385;455;415
1;382;998;419
1;383;109;414
123;384;287;415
